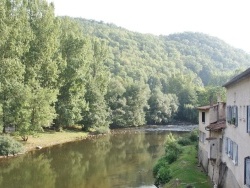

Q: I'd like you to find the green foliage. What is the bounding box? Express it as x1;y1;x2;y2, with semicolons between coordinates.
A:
165;140;183;164
147;88;179;124
153;158;172;187
93;126;110;134
1;0;250;133
189;129;199;142
0;136;24;156
153;133;182;187
178;137;192;146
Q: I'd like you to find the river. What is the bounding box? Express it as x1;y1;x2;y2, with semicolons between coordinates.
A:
0;125;195;188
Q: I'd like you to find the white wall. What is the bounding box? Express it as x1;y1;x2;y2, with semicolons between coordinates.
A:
223;76;250;188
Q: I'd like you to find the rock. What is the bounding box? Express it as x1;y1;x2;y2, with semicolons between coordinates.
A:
36;146;42;150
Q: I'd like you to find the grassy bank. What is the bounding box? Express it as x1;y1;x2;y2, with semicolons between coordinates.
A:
164;145;212;188
15;130;88;152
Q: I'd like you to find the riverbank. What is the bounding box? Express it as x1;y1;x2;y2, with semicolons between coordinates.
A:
164;145;212;188
18;130;88;152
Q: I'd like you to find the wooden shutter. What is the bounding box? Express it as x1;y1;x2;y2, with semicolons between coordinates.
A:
245;157;250;185
227;106;231;123
235;144;238;165
235;106;238;126
247;106;250;133
225;137;228;154
230;140;233;159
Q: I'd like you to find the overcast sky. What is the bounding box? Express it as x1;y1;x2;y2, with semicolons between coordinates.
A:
48;0;250;53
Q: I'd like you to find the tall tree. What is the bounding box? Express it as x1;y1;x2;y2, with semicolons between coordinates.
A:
82;39;110;131
147;88;179;124
21;0;61;131
55;18;90;127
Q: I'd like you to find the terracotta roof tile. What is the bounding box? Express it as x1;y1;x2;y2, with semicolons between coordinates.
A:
205;120;226;131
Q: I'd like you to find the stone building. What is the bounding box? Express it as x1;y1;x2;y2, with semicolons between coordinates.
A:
198;67;250;188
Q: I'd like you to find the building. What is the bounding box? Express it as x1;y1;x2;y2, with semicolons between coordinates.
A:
198;67;250;188
222;68;250;188
197;102;226;186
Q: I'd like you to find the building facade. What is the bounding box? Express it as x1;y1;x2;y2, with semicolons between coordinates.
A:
223;68;250;188
198;68;250;188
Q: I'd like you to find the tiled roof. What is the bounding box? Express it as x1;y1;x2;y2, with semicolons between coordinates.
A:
197;104;218;110
205;120;226;131
223;67;250;88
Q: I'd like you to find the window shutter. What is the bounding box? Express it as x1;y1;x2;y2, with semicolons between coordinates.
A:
235;106;238;126
235;144;238;165
245;157;250;185
230;140;233;159
225;138;228;154
247;106;250;133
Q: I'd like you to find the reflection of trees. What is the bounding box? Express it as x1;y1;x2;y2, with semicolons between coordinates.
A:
0;154;56;188
0;131;181;188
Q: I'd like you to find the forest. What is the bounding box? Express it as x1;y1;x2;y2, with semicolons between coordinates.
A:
1;0;250;139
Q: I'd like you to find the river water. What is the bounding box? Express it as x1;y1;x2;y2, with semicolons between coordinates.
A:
0;126;194;188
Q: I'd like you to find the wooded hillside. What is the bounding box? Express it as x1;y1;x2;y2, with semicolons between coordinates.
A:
1;0;250;139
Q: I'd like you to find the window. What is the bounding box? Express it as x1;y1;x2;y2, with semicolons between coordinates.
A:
225;137;238;165
219;138;223;152
245;157;250;186
247;106;250;133
202;112;205;123
232;106;238;126
199;131;205;143
227;105;238;126
232;142;238;165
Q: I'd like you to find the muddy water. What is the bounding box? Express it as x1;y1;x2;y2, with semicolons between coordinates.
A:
0;127;189;188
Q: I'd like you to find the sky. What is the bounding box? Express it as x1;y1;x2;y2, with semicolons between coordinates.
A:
47;0;250;53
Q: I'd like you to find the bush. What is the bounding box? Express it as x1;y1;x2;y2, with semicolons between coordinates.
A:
189;129;198;142
0;136;24;156
153;158;172;187
165;140;183;164
153;158;166;177
154;165;172;187
94;126;110;134
178;137;192;146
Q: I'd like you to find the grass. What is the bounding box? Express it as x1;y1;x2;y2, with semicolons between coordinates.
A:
15;130;88;152
164;145;212;188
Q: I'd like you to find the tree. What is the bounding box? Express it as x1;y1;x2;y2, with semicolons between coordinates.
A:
147;88;179;124
123;82;150;126
55;18;90;128
81;39;110;131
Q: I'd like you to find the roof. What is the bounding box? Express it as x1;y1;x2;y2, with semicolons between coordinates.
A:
205;120;226;131
197;104;218;110
223;67;250;88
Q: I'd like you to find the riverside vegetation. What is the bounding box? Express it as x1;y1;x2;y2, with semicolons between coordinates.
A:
1;0;250;153
153;131;212;188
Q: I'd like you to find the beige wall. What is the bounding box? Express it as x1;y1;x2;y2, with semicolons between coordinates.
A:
223;76;250;188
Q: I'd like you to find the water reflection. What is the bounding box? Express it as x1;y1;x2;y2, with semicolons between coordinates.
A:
0;130;182;188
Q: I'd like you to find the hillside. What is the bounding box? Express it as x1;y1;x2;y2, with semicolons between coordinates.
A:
3;0;250;140
76;18;250;86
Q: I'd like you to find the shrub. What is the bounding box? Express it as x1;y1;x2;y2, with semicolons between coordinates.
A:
178;137;192;146
153;158;166;177
153;158;172;187
165;139;182;164
94;126;110;134
154;165;172;187
189;129;198;142
0;136;24;156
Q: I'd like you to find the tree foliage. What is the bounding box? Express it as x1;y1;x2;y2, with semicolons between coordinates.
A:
1;0;250;136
